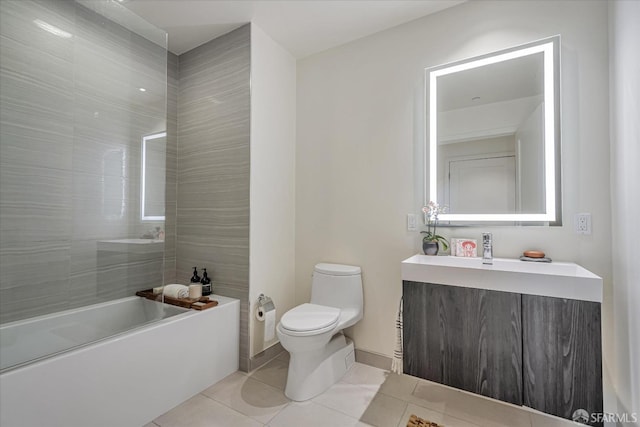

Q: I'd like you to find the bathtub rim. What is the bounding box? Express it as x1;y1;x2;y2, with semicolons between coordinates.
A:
0;295;195;374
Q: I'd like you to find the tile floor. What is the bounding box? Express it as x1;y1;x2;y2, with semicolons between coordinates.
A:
145;353;579;427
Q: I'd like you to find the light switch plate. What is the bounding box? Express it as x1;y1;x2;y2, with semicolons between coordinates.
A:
407;214;417;231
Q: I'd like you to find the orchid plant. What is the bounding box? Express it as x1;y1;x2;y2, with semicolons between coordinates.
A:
421;201;449;251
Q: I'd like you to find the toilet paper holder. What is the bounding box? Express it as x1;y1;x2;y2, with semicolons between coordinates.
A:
256;293;275;320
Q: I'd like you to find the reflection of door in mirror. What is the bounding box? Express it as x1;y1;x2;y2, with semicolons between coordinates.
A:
141;132;166;221
439;136;516;214
448;155;515;214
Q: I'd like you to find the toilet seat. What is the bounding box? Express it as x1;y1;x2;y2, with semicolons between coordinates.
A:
280;303;340;336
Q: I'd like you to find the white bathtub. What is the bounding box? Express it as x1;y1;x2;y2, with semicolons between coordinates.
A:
0;295;239;427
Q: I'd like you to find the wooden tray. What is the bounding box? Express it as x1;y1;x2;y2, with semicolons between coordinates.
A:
136;289;218;310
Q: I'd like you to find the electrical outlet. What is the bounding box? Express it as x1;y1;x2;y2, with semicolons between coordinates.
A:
407;213;417;231
575;213;592;235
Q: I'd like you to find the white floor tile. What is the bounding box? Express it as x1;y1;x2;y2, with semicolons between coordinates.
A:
250;358;289;391
312;377;407;427
202;371;289;424
377;372;419;401
268;401;370;427
530;411;581;426
151;365;544;427
153;394;262;427
359;393;408;427
275;351;290;362
201;371;247;395
341;362;388;388
411;380;531;427
313;381;379;418
397;403;482;427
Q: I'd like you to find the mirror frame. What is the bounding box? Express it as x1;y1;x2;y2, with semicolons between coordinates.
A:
426;36;561;223
141;131;166;221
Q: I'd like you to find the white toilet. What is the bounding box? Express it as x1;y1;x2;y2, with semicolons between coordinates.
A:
276;263;363;401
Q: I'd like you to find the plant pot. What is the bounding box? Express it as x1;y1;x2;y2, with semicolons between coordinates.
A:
423;241;439;256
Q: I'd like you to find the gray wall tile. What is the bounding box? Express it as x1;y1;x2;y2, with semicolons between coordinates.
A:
176;25;251;370
1;1;252;374
0;0;167;323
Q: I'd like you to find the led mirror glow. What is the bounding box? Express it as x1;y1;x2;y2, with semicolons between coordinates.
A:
141;132;166;221
426;36;560;223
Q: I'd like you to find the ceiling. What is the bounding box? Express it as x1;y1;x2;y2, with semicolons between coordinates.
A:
123;0;465;58
438;53;544;111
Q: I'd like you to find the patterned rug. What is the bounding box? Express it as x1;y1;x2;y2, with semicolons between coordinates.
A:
407;414;444;427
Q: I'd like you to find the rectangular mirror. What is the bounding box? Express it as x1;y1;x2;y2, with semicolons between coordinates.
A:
426;36;561;223
141;132;166;221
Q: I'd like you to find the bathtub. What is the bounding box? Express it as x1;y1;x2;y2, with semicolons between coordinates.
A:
0;295;239;427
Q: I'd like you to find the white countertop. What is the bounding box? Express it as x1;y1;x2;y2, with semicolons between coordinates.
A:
401;254;602;302
97;238;164;254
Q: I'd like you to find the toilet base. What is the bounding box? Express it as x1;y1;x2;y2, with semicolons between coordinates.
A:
284;333;355;401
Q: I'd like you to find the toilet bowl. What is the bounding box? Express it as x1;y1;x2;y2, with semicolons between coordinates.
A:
276;263;363;401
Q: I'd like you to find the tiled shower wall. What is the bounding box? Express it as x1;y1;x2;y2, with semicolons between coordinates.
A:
1;1;251;369
175;25;251;371
0;0;167;323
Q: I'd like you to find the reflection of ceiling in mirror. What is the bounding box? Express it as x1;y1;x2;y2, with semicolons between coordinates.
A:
437;52;543;111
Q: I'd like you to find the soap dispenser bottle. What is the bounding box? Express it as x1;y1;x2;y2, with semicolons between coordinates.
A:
201;268;212;296
190;267;201;283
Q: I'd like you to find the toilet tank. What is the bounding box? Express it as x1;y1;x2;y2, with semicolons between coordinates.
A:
310;263;363;312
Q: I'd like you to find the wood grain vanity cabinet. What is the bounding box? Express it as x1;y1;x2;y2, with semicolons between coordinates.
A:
403;278;603;426
402;281;523;405
522;295;603;423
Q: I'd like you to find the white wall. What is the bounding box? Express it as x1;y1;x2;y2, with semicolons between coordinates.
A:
296;0;612;369
609;0;640;422
249;23;297;357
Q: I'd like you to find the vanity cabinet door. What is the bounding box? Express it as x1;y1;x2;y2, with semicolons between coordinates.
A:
403;281;523;405
522;295;603;426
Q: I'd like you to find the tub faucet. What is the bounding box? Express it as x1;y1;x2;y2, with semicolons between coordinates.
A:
482;233;493;265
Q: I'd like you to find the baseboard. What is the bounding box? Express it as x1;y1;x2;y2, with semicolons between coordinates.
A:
247;344;391;373
248;342;284;372
355;348;392;371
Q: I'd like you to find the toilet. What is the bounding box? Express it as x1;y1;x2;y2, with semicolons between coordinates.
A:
276;263;363;401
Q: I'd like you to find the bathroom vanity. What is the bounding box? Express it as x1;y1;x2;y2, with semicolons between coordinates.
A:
401;255;603;426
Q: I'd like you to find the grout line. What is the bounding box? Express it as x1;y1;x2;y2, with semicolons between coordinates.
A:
262;402;290;426
312;382;413;426
308;400;366;425
200;392;221;403
199;391;269;425
248;374;286;391
395;389;473;427
247;359;288;391
443;412;484;427
410;377;420;396
394;401;409;427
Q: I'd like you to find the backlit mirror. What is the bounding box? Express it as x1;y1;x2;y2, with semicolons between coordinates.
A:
141;132;166;221
426;36;560;223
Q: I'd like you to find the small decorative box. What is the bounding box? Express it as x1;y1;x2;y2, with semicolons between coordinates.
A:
455;239;478;257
